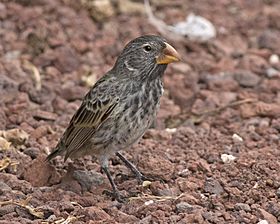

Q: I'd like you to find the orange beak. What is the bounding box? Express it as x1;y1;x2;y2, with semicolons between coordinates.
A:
156;42;181;64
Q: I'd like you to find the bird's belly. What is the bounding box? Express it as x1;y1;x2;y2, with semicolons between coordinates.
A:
89;79;163;153
114;108;156;149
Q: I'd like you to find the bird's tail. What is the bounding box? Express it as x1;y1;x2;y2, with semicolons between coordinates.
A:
45;141;65;162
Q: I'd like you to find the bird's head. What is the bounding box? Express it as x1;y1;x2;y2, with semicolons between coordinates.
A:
114;35;180;79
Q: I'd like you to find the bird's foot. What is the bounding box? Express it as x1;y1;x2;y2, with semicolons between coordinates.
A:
117;172;154;184
102;189;127;203
136;174;164;184
136;173;153;184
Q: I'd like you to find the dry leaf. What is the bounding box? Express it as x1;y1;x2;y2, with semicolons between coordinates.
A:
0;129;29;146
0;137;11;150
22;60;41;91
0;158;11;171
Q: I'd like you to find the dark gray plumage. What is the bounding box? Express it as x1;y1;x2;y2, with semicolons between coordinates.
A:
47;35;180;202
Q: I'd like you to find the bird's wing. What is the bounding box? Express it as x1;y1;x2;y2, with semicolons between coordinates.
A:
60;77;119;160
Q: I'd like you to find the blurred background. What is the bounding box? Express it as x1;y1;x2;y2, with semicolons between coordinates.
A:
0;0;280;223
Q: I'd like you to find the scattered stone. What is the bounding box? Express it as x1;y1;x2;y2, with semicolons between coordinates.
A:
232;133;243;143
157;96;181;128
53;46;80;73
233;70;261;87
83;206;111;221
257;220;269;224
204;178;224;195
266;68;280;78
266;202;280;220
137;152;174;181
221;154;236;163
258;30;280;52
240;102;280;119
0;204;16;217
111;209;140;223
144;200;154;206
276;187;280;197
72;170;104;192
82;0;115;22
117;0;145;15
23;147;41;159
269;54;279;64
31;125;51;140
205;73;239;91
4;50;21;60
165;73;197;109
170;62;192;74
234;203;251;212
32;110;57;121
258;208;278;224
171;13;216;42
23;155;60;186
165;128;177;133
60;85;87;101
0;181;12;194
198;159;211;173
202;211;221;223
176;202;194;213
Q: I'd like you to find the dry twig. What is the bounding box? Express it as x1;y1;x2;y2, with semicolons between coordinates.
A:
0;196;44;219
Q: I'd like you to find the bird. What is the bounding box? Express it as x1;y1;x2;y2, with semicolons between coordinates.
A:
46;35;180;202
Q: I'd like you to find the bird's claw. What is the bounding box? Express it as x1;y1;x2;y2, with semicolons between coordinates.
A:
102;189;127;203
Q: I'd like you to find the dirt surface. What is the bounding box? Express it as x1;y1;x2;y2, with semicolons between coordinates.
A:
0;0;280;223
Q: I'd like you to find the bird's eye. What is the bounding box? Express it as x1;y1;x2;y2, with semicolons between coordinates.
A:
143;45;152;52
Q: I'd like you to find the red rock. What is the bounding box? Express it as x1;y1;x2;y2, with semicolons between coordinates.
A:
33;110;57;121
22;155;61;187
53;46;80;73
258;29;280;54
241;102;280;118
164;73;198;110
233;70;261;87
83;207;111;222
258;208;278;224
137;149;174;181
60;84;87;101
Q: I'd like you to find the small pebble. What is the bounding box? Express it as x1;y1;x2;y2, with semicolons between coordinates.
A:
257;220;269;224
144;200;154;206
221;154;236;163
269;54;279;64
232;133;243;143
276;187;280;197
176;202;193;213
165;128;177;133
234;203;251;212
266;67;280;78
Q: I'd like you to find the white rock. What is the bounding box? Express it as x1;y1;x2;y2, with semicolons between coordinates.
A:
269;54;279;64
257;220;269;224
170;13;216;43
144;200;154;206
232;133;243;143
165;128;177;133
221;154;236;163
266;67;280;78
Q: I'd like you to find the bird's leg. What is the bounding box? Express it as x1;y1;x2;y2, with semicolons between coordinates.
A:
116;152;150;183
101;166;125;202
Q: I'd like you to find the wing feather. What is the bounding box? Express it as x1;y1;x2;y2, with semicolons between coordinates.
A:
54;75;120;160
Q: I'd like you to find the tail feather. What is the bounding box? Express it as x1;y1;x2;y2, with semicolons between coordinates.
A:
45;142;65;162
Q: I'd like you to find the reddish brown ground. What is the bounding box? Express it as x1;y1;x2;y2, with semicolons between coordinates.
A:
0;0;280;223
